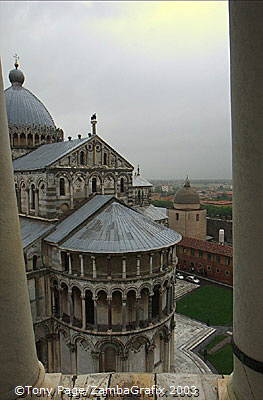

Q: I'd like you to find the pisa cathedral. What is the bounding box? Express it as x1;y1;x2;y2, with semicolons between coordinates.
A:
5;61;181;374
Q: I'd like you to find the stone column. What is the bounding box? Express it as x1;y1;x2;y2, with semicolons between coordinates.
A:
81;294;86;330
135;296;140;328
93;296;98;329
158;289;163;319
80;254;84;277
91;255;97;278
122;299;127;331
35;188;39;216
227;2;263;399
148;294;153;322
69;181;74;209
146;344;155;372
68;252;72;275
122;256;126;279
107;296;112;330
0;60;44;399
149;253;153;274
68;290;74;325
26;187;30;214
136;255;141;276
59;288;63;319
160;250;164;271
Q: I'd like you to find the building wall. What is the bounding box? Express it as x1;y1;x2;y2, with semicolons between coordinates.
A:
177;244;233;286
168;208;207;240
207;217;233;244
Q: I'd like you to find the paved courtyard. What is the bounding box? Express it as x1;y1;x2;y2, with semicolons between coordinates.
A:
173;280;215;374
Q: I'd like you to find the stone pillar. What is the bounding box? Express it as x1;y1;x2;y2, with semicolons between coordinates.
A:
93;296;98;329
122;299;127;331
59;288;63;319
35;188;39;216
0;60;44;399
136;255;141;276
160;250;164;271
68;290;74;325
146;344;155;372
227;2;263;399
80;254;84;277
26;187;30;214
69;181;74;209
107;296;112;330
135;296;140;328
81;294;86;330
158;288;163;319
68;252;72;275
149;253;153;274
91;255;97;278
122;256;126;279
148;294;153;322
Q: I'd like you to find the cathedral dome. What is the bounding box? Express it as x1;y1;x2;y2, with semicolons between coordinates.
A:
174;177;200;205
4;64;56;128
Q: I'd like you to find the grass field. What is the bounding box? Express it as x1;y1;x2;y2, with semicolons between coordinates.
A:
207;343;233;374
176;285;233;326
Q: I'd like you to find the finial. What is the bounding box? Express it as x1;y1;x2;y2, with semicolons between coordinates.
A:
91;113;97;135
137;164;140;176
184;176;190;187
13;53;19;69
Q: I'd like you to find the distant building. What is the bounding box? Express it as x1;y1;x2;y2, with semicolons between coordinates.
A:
161;185;169;192
168;177;207;240
176;237;233;286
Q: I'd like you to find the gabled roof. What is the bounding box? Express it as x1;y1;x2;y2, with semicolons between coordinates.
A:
45;195;114;244
178;236;232;257
19;216;54;248
13;137;91;171
57;200;181;254
132;174;152;187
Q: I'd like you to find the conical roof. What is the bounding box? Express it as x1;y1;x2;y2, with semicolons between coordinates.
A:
59;201;181;253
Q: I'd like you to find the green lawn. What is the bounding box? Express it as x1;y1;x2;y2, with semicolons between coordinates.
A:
206;334;227;351
207;343;233;374
176;285;233;326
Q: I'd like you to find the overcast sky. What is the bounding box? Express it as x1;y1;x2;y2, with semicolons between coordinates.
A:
0;1;231;179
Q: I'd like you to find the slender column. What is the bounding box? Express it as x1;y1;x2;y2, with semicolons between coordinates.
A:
93;296;98;329
35;188;39;216
158;288;163;319
51;286;56;315
228;3;263;399
146;344;155;372
80;254;84;277
160;251;164;271
26;188;30;214
148;294;153;321
107;296;112;330
68;252;72;275
135;296;140;328
68;290;73;325
136;255;141;276
69;181;74;209
18;133;20;146
149;253;153;274
122;256;126;279
107;255;111;279
0;61;44;399
91;255;97;278
166;287;170;315
81;294;86;330
122;299;127;331
59;288;63;319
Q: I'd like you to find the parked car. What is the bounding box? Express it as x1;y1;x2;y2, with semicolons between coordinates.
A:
185;275;200;284
176;272;184;280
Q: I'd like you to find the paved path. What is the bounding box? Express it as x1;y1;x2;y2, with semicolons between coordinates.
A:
173;280;215;374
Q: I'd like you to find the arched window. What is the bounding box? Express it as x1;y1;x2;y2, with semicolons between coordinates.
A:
31;185;35;209
59;178;65;196
120;177;125;193
92;177;97;193
80;151;85;165
103;153;108;165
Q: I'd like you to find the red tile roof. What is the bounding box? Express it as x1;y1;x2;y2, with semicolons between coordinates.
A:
178;236;233;257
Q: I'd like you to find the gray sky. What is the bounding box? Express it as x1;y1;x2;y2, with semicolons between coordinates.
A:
0;1;231;179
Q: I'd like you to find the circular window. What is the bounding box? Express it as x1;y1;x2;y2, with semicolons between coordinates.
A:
96;144;101;152
87;144;93;152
